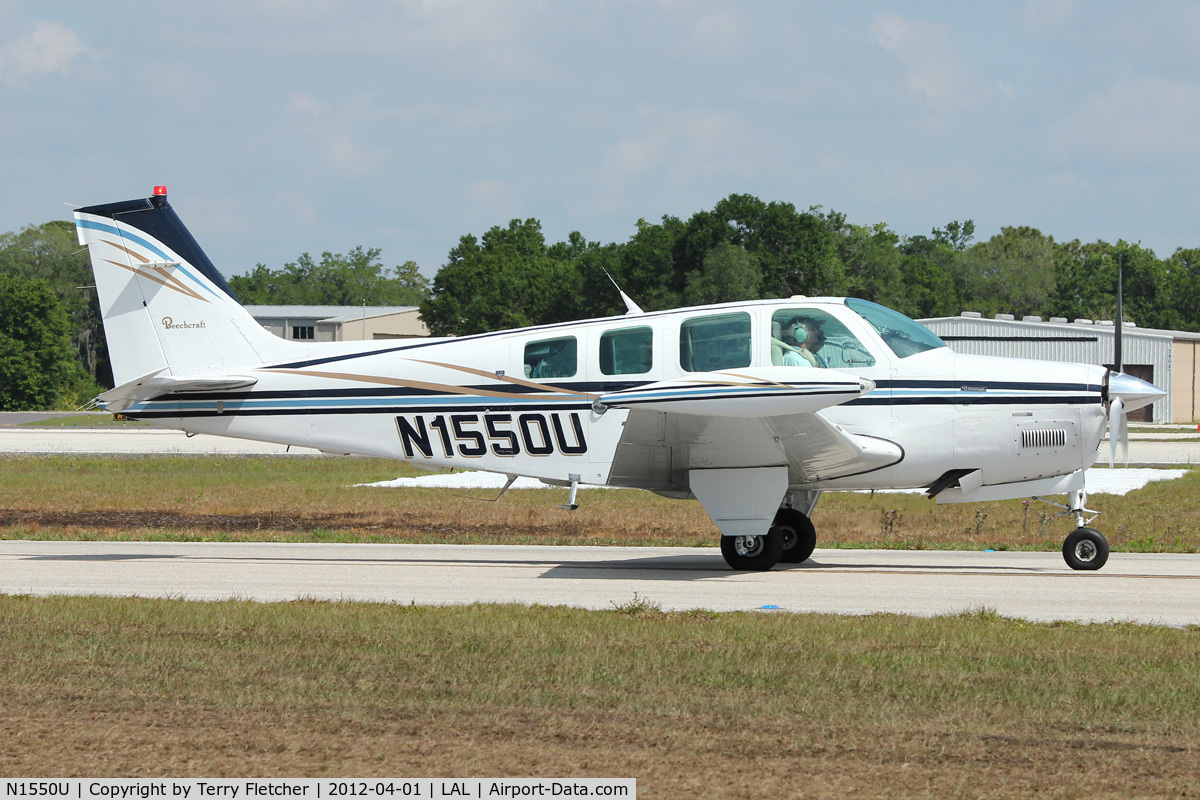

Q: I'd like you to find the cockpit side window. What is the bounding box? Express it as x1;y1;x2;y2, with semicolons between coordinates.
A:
524;336;577;379
769;309;875;368
679;312;751;372
845;298;946;358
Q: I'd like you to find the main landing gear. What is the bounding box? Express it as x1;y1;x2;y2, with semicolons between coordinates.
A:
720;497;819;571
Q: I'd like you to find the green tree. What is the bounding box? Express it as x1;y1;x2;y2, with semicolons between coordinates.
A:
0;273;87;410
1052;240;1166;328
932;220;976;252
896;235;960;318
834;222;905;310
953;226;1058;317
617;215;687;311
419;219;581;335
683;242;762;306
1165;248;1200;331
0;220;109;386
674;194;847;300
228;248;429;306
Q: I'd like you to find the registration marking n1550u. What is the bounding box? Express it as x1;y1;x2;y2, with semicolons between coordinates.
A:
396;412;587;459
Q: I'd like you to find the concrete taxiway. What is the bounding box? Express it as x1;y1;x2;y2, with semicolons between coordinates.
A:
2;541;1198;626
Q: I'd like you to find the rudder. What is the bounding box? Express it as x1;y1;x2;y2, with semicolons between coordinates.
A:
74;187;294;385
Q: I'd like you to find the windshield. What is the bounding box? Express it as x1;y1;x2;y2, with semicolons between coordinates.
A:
845;299;946;358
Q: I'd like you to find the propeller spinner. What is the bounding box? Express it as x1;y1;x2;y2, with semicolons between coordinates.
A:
1105;370;1166;466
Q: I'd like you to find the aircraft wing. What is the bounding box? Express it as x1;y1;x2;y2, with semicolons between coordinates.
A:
597;368;874;417
600;369;901;492
99;368;258;412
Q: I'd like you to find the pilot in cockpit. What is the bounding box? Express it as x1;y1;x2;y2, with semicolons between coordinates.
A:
781;317;822;367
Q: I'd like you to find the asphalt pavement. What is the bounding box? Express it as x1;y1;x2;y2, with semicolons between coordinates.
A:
2;541;1197;626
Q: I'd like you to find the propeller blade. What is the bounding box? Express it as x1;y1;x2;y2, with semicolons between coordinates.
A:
1108;394;1124;468
1118;398;1129;464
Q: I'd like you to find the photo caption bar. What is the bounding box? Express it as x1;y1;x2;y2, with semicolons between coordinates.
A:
1;781;635;800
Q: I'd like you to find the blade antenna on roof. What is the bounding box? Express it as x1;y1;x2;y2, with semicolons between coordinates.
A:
603;269;643;315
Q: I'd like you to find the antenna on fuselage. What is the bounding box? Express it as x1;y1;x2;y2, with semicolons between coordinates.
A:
603;269;643;315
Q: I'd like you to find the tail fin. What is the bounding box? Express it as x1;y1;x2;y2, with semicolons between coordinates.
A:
74;187;295;385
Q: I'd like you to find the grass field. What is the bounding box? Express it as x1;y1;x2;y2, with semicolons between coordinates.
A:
2;455;1198;553
3;455;1199;794
2;595;1198;796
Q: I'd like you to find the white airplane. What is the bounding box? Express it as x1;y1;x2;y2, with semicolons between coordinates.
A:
74;188;1165;572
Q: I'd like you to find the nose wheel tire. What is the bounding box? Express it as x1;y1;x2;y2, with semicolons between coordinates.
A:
1063;527;1109;571
774;508;817;564
720;527;785;571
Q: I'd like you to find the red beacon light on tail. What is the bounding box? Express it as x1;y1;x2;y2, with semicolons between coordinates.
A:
153;185;168;196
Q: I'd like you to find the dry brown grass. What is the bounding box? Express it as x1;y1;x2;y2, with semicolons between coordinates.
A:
2;455;1199;553
1;596;1197;797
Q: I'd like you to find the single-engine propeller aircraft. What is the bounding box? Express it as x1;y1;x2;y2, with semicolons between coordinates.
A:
75;188;1166;571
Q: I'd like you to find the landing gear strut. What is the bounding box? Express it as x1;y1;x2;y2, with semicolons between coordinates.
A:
1038;488;1109;571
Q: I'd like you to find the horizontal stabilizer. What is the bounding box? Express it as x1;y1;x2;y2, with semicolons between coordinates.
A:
99;369;258;412
598;368;874;418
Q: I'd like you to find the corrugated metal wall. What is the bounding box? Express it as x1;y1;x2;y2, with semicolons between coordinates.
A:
920;316;1174;422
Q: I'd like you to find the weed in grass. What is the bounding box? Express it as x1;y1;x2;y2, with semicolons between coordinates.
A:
878;508;898;538
611;592;662;617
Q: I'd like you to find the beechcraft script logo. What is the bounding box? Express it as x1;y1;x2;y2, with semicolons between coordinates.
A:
162;316;207;330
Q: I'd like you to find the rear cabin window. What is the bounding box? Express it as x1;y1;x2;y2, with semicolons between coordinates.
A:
524;336;577;379
679;312;751;372
600;326;653;375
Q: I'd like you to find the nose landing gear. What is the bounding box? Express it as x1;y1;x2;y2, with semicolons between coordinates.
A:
1037;488;1109;570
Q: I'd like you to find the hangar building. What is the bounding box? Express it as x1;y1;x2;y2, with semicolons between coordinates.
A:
919;312;1200;424
245;305;428;343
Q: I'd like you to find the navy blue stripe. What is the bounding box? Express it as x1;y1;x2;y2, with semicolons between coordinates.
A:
848;395;1098;407
874;379;1102;393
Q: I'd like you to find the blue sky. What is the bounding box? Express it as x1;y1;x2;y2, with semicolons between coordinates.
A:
3;1;1199;278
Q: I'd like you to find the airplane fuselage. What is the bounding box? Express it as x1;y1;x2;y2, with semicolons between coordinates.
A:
117;297;1108;498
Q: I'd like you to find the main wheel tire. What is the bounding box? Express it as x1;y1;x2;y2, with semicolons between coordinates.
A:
720;527;785;571
1063;527;1109;571
775;508;817;564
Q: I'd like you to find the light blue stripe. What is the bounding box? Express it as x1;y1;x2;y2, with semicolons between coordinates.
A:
76;217;223;300
122;395;585;413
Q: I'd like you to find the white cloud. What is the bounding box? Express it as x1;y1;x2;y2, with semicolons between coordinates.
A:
287;92;331;117
594;107;759;212
0;20;89;83
325;131;381;177
870;11;975;109
1019;0;1080;33
1057;76;1200;164
686;6;744;55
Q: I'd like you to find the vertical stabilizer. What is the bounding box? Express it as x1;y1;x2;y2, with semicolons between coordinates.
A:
74;187;295;385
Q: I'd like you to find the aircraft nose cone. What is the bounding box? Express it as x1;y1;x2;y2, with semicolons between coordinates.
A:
1108;371;1166;413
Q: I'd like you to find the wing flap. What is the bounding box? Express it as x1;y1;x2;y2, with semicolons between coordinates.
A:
606;406;903;492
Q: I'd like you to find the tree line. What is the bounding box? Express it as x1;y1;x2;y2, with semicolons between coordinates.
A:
4;192;1200;409
419;194;1200;337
